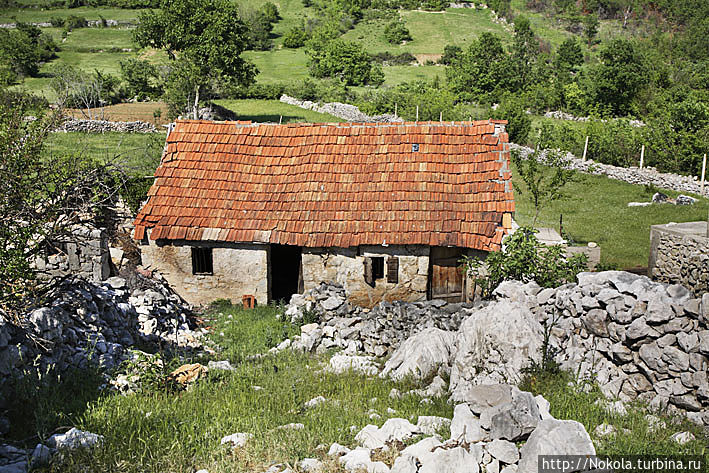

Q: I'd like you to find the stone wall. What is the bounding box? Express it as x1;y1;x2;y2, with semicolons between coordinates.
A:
302;245;430;307
649;222;709;295
279;95;402;123
510;143;707;196
56;118;159;134
139;238;269;306
33;226;111;282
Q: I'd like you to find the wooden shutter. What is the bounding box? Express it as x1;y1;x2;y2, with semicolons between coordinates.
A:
364;257;374;287
387;257;399;283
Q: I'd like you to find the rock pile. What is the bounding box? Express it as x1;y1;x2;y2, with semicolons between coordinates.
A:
280;95;403;123
282;283;476;357
56;118;159;134
510;143;707;196
283;272;709;427
323;383;594;473
493;272;709;425
543;110;645;127
0;272;202;388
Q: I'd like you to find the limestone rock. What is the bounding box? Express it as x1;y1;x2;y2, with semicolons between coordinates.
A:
416;416;451;436
486;439;519;465
489;389;541;441
450;404;484;443
517;419;595;473
380;328;455;381
220;433;252;448
327;354;379;376
47;428;103;450
419;446;480;473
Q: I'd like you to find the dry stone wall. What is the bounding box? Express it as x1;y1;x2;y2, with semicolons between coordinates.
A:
56;118;159;133
33;226;111;282
649;222;709;296
509;143;706;195
279;95;402;123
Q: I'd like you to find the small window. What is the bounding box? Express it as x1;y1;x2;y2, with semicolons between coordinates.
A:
364;256;385;286
191;247;213;275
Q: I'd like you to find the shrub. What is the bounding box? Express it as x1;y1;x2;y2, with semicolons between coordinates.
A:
283;27;308;48
120;58;160;100
383;20;411;44
63;14;88;31
491;95;531;144
421;0;447;11
438;44;462;65
307;39;384;86
260;1;280;23
370;51;416;65
461;227;588;299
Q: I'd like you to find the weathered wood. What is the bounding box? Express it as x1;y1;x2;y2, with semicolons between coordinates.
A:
364;257;374;287
387;256;399;283
429;247;464;302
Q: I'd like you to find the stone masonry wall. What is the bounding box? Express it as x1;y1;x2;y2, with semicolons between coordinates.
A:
139;238;269;306
33;226;110;282
302;245;430;308
649;222;709;296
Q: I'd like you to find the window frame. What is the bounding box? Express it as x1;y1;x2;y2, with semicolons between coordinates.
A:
191;247;214;275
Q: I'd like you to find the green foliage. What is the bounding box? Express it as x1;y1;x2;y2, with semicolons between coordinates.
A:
356;79;460;121
260;1;281;23
50;65;121;111
554;38;583;73
240;3;279;51
283;26;309;48
420;0;447;11
438;44;462;65
383;20;411;44
582;13;599;47
63;14;88;30
0;21;59;79
492;95;532;144
307;39;383;86
462;227;588;298
119;58;160;100
590;39;648;116
371;51;416;65
511;125;577;225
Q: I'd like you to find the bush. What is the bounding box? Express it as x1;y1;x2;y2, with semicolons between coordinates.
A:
383;20;411;44
63;14;88;31
307;39;384;86
370;51;416;65
462;227;588;299
491;95;531;144
421;0;447;10
438;44;462;65
283;27;308;48
119;58;160;100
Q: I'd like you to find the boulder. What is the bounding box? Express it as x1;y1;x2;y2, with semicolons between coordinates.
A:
450;301;543;401
380;328;456;381
47;428;103;450
450;404;484;443
220;433;253;448
489;389;541;441
416;416;451;436
326;354;379;376
355;419;420;450
517;420;595;473
486;439;519;465
419;446;480;473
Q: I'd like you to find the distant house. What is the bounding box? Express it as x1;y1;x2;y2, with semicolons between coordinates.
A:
133;119;514;307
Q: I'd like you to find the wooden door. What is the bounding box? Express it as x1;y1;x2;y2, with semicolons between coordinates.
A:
429;247;465;302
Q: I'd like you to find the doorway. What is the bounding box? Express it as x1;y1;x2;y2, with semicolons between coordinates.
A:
270;244;303;303
428;247;465;302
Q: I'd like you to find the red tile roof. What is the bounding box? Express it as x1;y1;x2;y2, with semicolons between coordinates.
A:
134;119;514;251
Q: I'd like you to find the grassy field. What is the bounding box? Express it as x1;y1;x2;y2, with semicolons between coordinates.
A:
0;6;141;23
9;304;708;473
67;102;171;124
512;163;709;269
215;99;343;123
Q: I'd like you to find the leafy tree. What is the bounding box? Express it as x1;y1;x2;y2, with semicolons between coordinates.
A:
240;5;276;51
492;95;531;144
511;16;538;88
0;98;125;324
119;58;161;100
383;20;412;44
438;44;462;65
260;1;281;23
307;39;383;86
589;39;647;116
446;32;513;102
461;227;588;299
582;13;599;47
511;123;576;226
283;27;309;48
134;0;257;118
0;21;58;78
554;38;583;73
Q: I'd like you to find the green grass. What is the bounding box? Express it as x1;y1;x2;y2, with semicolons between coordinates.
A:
244;48;311;84
35;304;451;473
511;163;709;269
0;7;142;23
215;99;344;123
44;131;164;174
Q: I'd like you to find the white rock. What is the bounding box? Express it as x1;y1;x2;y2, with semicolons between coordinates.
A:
645;414;666;432
534;395;553;420
339;448;389;473
671;431;695;445
30;443;51;467
47;428;103;450
518;420;595;473
299;458;323;472
400;436;442;461
391;454;418;473
305;396;327;408
419;446;479;473
380;328;456;381
450;301;543;400
208;360;235;371
486;439;519;464
450;404;484;443
277;423;304;431
416;416;451;436
327;354;379;376
328;442;351;457
220;432;253;448
356;418;421;450
593;423;616;438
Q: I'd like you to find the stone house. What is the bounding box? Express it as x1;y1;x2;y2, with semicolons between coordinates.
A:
133;119;515;307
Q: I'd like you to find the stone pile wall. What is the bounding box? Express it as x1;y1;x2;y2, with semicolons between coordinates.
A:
57;118;159;133
0;273;202;388
510;143;707;195
649;222;709;296
34;226;111;282
284;271;709;427
279;95;402;123
544;110;645;127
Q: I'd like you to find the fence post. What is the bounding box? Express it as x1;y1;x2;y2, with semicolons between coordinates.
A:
701;153;707;196
639;144;645;169
582;136;589;161
439;111;443;122
279;115;282;125
394;102;398;118
416;105;419;122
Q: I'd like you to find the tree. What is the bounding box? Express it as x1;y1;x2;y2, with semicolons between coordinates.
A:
510;123;576;226
50;65;120;119
554;38;583;74
511;16;538;88
582;13;599;47
134;0;256;118
438;44;462;65
0;98;125;324
283;27;309;48
383;20;412;44
491;95;531;144
589;39;647;116
307;39;384;86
